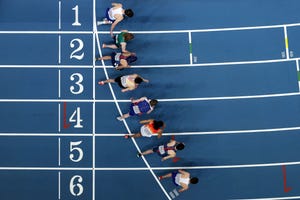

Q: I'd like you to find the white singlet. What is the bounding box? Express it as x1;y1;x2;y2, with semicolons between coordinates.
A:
140;125;152;137
175;174;190;186
120;75;135;88
108;7;123;20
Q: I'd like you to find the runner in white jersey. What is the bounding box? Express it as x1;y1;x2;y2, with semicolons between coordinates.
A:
97;3;134;37
98;74;149;92
158;169;199;193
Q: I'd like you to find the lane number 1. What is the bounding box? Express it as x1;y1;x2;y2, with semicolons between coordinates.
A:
72;5;81;26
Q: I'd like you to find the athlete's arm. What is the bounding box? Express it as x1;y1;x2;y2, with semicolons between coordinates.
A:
111;3;122;8
178;184;189;193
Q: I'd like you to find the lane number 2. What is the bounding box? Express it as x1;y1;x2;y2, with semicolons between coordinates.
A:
70;38;84;60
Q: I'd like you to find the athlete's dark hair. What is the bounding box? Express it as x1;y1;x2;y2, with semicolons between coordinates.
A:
190;177;199;184
176;143;185;150
123;33;134;41
134;77;143;84
153;120;164;130
125;9;134;17
126;54;137;64
150;99;158;107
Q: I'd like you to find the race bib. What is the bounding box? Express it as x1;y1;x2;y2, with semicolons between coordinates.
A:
133;105;141;114
114;53;121;61
158;145;166;155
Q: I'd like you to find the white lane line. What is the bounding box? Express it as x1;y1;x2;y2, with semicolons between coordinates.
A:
92;1;96;199
188;31;193;64
1;125;300;137
58;1;61;30
231;196;300;200
58;103;61;132
97;22;300;34
58;35;61;64
296;60;300;92
0;92;298;103
1;22;300;35
284;26;290;59
0;57;298;69
58;69;61;98
1;160;300;170
58;138;61;166
0;31;93;34
126;57;299;68
58;171;61;199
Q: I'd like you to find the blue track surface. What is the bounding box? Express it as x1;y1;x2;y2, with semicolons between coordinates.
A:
1;0;300;200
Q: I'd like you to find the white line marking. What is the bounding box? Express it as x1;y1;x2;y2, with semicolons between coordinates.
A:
232;196;300;200
296;60;300;92
1;161;300;171
92;2;96;199
0;31;93;34
2;125;300;137
58;69;61;98
161;126;300;135
58;103;61;132
97;22;300;34
0;92;298;103
0;22;299;35
58;1;61;30
58;171;61;199
58;35;61;64
126;57;299;68
0;65;93;68
58;138;61;166
284;26;289;59
0;57;299;69
188;31;193;65
95;28;172;200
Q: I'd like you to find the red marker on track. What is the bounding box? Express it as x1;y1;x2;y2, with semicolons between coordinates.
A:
63;102;71;129
172;157;180;163
282;165;292;193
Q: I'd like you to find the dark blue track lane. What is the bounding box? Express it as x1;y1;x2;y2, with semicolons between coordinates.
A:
95;61;298;100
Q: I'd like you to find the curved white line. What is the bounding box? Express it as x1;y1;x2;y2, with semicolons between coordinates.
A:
94;28;171;200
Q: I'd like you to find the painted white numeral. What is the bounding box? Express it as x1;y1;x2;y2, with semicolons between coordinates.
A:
69;175;84;196
70;73;84;95
72;5;81;26
69;141;83;162
70;38;84;60
69;107;83;128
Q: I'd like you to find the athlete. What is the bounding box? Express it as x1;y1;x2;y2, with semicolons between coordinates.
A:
125;119;165;139
102;30;134;53
98;74;149;92
96;51;137;70
117;97;158;121
158;169;199;193
97;3;134;37
137;137;185;161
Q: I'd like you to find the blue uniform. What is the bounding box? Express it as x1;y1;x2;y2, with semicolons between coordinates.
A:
129;99;151;116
